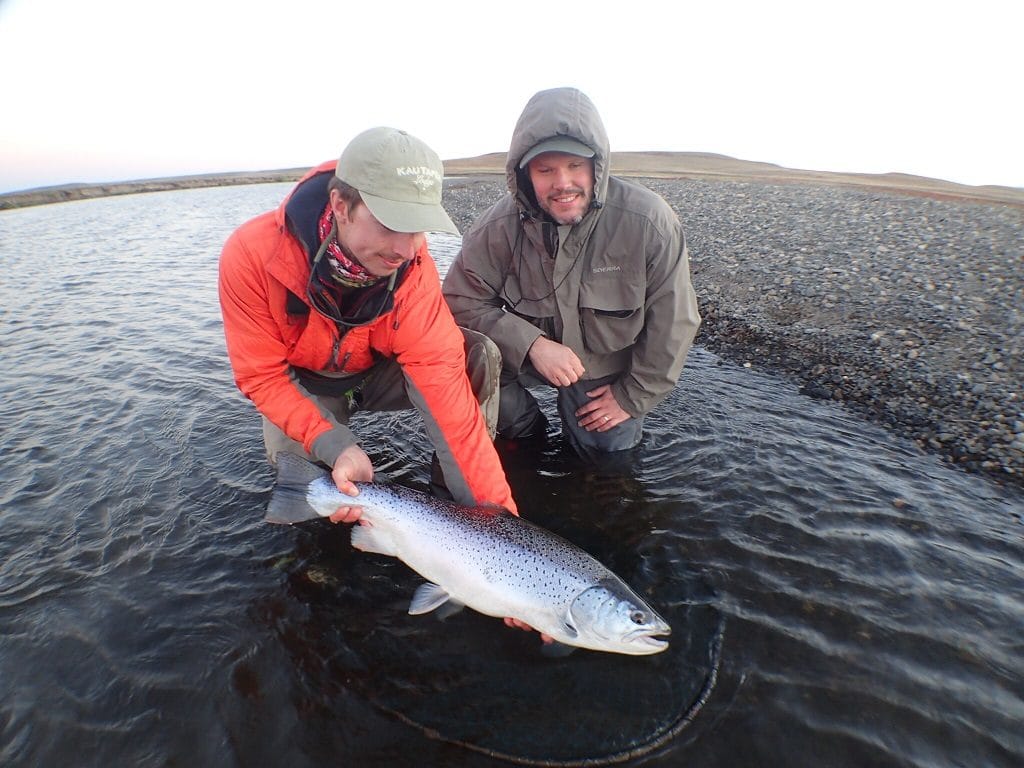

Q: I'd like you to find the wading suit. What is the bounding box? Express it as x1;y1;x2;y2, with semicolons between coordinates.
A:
219;162;515;511
442;88;701;457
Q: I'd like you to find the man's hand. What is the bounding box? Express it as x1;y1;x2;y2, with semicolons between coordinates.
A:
528;336;585;387
504;617;554;644
329;445;374;523
574;384;630;431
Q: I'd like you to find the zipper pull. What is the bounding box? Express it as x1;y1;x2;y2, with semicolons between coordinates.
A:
330;327;348;370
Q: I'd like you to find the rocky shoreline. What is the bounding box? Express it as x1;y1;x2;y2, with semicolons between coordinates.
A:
5;168;1020;487
442;176;1024;488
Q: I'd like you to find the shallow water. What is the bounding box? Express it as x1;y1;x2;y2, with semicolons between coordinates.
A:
1;184;1021;767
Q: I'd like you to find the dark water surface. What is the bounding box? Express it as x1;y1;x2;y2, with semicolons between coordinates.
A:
1;185;1021;767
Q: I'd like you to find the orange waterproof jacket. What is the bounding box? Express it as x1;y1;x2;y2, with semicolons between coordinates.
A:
219;161;515;512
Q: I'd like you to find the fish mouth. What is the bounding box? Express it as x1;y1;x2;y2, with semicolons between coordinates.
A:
645;637;669;651
624;627;671;653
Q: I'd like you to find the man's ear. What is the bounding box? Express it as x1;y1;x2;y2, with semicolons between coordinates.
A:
329;189;351;224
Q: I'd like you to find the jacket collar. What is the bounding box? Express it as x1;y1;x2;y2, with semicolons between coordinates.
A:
282;164;334;262
271;161;415;324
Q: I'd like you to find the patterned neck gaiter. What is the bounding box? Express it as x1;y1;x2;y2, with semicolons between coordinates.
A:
314;203;384;289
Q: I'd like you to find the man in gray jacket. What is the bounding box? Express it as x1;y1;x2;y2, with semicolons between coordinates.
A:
443;87;700;459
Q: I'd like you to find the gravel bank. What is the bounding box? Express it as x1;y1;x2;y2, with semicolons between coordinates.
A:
443;176;1024;488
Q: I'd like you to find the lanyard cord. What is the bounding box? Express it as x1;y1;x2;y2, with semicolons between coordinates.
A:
501;217;587;311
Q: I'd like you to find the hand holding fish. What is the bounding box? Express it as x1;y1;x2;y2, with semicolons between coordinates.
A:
504;617;554;644
267;454;670;655
328;445;374;523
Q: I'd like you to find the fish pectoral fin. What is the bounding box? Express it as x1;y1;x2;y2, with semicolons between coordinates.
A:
541;640;578;658
408;582;453;615
350;522;398;557
561;619;579;639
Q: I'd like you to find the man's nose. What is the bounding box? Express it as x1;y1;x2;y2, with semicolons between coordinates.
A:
554;167;575;188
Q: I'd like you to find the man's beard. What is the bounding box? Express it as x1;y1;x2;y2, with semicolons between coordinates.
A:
543;191;588;225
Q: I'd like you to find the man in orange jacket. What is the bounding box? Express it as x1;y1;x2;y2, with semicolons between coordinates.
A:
219;127;516;520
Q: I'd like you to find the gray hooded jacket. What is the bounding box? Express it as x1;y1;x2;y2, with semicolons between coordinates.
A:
442;87;700;418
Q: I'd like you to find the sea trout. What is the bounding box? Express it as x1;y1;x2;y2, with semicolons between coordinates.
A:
266;453;670;656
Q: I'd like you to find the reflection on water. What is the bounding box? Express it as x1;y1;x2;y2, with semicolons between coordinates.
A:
1;185;1022;767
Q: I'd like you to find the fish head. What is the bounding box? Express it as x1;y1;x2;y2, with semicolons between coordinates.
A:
565;578;671;655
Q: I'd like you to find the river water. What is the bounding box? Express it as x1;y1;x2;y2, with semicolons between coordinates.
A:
1;184;1021;767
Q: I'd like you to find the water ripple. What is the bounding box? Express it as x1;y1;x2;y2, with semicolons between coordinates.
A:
1;187;1022;767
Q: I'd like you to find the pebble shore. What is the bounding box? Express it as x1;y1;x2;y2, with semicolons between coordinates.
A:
443;176;1024;488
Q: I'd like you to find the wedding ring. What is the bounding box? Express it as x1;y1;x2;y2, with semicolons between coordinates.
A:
603;416;610;423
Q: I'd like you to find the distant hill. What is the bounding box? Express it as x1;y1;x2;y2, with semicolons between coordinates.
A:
2;152;1021;210
444;151;1024;207
0;169;310;210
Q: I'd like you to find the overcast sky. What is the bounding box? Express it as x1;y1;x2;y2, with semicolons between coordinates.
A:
1;0;1021;194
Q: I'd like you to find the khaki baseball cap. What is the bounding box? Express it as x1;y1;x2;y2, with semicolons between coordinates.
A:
335;127;458;234
519;136;595;169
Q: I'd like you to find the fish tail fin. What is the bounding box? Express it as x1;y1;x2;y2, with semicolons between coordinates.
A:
265;453;329;525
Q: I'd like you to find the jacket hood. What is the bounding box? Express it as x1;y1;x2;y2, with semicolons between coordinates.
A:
281;163;333;261
506;87;610;217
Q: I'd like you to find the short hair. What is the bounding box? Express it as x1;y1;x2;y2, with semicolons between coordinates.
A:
328;176;363;211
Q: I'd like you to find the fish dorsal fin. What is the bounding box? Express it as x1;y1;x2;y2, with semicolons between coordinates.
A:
409;582;452;615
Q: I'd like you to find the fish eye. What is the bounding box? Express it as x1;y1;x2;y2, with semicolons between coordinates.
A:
629;610;647;625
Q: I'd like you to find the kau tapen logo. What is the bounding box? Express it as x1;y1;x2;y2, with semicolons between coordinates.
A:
396;165;441;193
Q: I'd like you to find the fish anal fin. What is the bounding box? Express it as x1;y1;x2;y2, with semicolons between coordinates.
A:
350;522;398;557
409;582;452;615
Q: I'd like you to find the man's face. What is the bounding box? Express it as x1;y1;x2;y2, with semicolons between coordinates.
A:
332;193;425;278
527;152;595;225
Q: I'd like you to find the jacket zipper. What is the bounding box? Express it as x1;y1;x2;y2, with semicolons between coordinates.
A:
330;326;351;371
392;298;402;330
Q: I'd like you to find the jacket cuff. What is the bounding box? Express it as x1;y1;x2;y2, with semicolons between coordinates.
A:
311;426;359;468
499;317;545;375
611;380;642;420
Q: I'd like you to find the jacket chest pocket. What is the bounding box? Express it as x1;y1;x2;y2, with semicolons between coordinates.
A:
287;316;372;373
578;277;645;354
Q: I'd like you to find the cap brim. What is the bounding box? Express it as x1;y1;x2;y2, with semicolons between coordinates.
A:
519;136;595;169
361;191;460;235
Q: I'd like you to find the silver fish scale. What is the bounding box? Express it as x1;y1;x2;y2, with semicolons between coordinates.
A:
353;482;615;603
278;455;668;654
